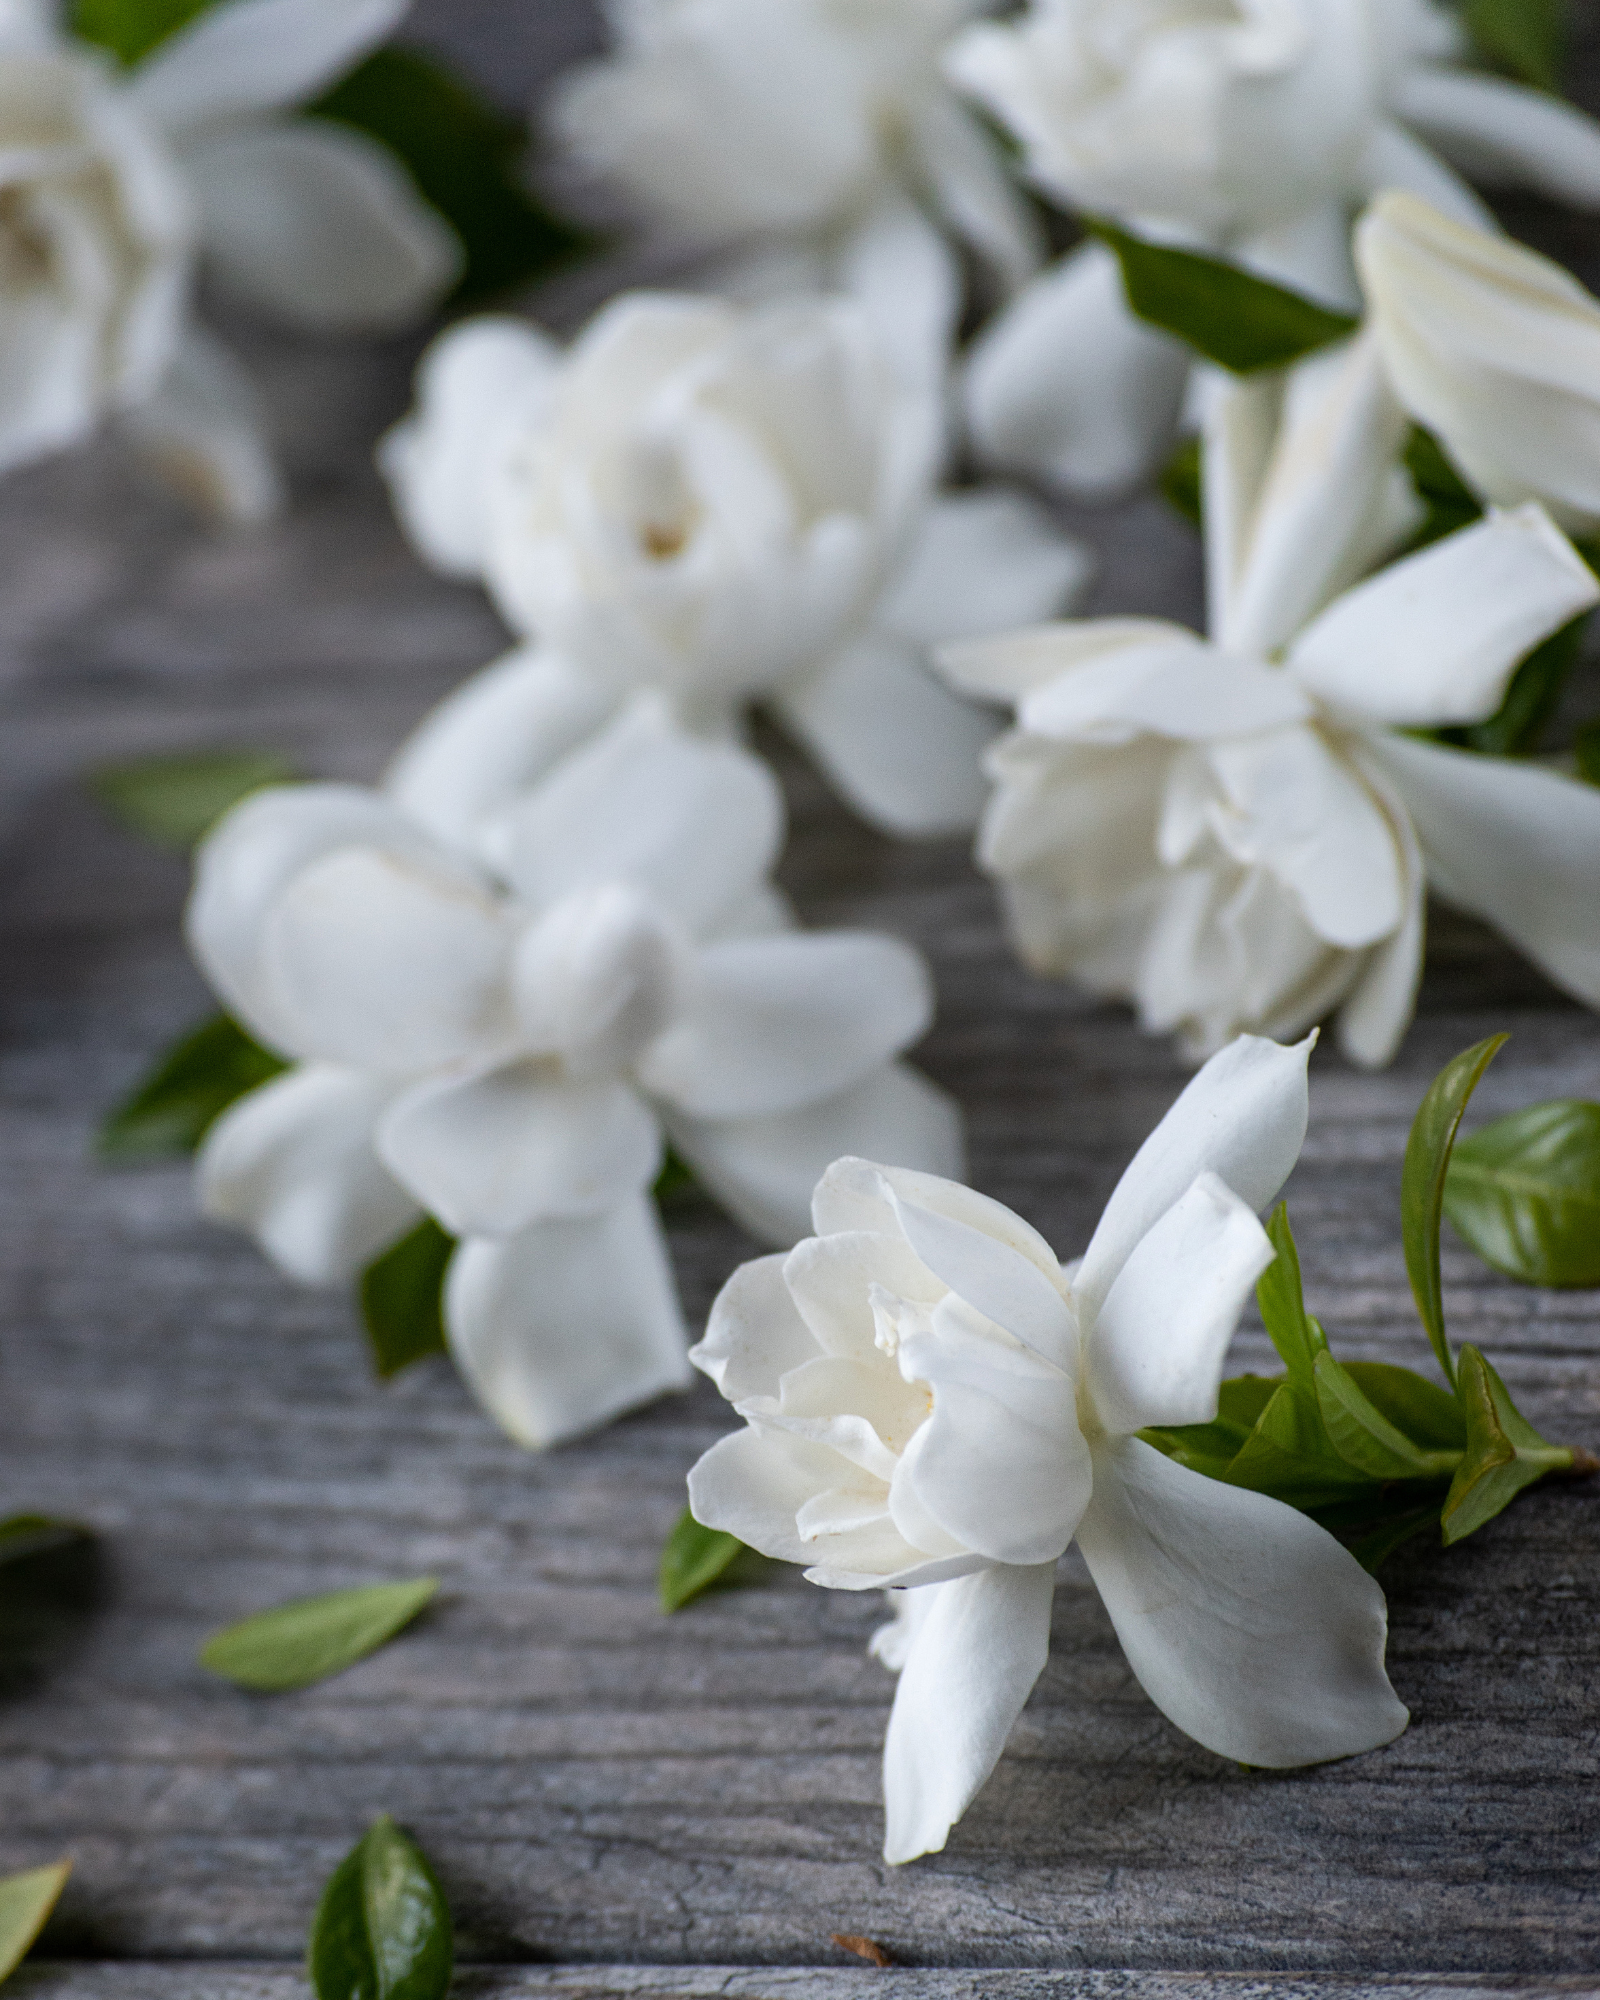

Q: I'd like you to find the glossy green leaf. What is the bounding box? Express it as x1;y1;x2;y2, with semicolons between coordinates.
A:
1464;0;1564;89
1402;426;1482;552
72;0;216;64
659;1508;753;1612
309;1816;452;2000
1086;218;1358;374
1159;435;1202;528
360;1222;454;1379
313;50;591;308
1341;1361;1466;1452
0;1862;72;1986
1401;1034;1508;1386
1444;1098;1600;1288
1312;1351;1459;1481
202;1579;438;1692
1441;1345;1574;1544
1447;612;1592;758
92;749;295;850
1255;1204;1327;1387
0;1516;90;1568
99;1013;287;1163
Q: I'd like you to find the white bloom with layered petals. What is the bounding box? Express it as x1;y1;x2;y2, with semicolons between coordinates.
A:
188;696;963;1450
939;332;1600;1064
689;1032;1408;1862
381;290;1091;837
948;0;1600;496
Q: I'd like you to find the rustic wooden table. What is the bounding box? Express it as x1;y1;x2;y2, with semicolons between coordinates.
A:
4;7;1600;1995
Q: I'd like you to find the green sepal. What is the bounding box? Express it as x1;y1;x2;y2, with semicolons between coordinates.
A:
1400;1033;1508;1386
201;1579;439;1693
308;1816;453;2000
0;1516;91;1568
1463;0;1564;90
99;1014;288;1163
1159;435;1202;529
1402;426;1481;552
71;0;215;64
1312;1350;1459;1482
91;748;295;850
1444;1098;1600;1287
1440;1346;1574;1545
0;1862;72;1985
359;1221;455;1380
1444;612;1592;758
658;1507;769;1612
1085;218;1359;374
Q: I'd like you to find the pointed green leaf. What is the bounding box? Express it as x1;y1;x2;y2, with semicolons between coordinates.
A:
309;1817;452;2000
91;749;295;850
1441;1345;1574;1545
0;1862;72;1985
1159;435;1202;528
1443;1098;1600;1287
1342;1362;1467;1453
1223;1382;1375;1507
72;0;218;64
1401;1034;1508;1386
1086;218;1358;374
360;1222;455;1379
0;1516;90;1568
99;1014;288;1163
1312;1351;1460;1482
1402;426;1482;552
1255;1206;1328;1387
1575;718;1600;787
202;1580;438;1692
1465;0;1564;90
659;1508;763;1612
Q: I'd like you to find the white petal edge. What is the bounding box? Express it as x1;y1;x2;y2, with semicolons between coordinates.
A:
130;0;409;132
875;488;1093;651
120;325;283;524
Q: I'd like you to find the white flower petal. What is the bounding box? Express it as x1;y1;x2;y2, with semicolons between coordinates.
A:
197;1064;417;1285
1086;1172;1273;1435
640;932;932;1121
939;619;1190;706
1077;1439;1409;1767
811;1157;1057;1280
1288;506;1599;727
1074;1032;1312;1322
876;489;1093;651
880;1561;1057;1864
1393;69;1600;209
130;0;408;132
1016;641;1313;746
377;1063;661;1236
1333;745;1427;1071
445;1197;689;1450
690;1253;820;1404
688;1424;920;1581
905;89;1042;294
781;1227;946;1370
887;1194;1075;1373
1355;121;1494;230
120;324;283;525
828;198;961;399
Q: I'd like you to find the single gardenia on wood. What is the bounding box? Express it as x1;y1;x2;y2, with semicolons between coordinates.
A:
938;330;1600;1066
380;289;1089;837
687;1032;1409;1863
186;697;962;1450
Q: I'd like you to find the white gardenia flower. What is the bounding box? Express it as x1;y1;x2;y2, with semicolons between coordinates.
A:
187;696;963;1450
938;332;1600;1065
1356;190;1600;537
380;290;1090;838
688;1032;1409;1863
947;0;1600;496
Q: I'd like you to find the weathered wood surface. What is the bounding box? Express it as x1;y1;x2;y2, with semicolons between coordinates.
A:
3;4;1600;1993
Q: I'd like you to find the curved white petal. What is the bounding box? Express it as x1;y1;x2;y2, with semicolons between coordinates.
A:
829;198;961;400
1355;121;1495;230
120;325;283;525
887;1193;1074;1372
690;1253;820;1404
811;1157;1057;1279
130;0;408;132
1288;507;1598;727
1074;1032;1312;1322
775;629;997;837
880;1561;1057;1864
876;489;1093;651
1086;1172;1273;1435
640;932;932;1121
197;1064;417;1285
1334;745;1426;1071
938;618;1190;706
963;244;1191;499
1393;69;1600;209
1077;1439;1409;1766
669;1062;964;1248
1016;641;1313;746
445;1197;689;1450
781;1228;946;1371
905;90;1042;294
185;121;459;333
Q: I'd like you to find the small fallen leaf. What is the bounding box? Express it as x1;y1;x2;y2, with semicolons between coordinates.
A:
832;1933;893;1968
308;1816;452;2000
201;1579;438;1692
91;748;295;849
0;1862;71;1985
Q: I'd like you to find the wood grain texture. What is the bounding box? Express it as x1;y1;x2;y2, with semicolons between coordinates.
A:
2;4;1600;1987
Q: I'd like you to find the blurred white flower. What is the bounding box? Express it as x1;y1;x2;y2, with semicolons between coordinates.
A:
948;0;1600;496
381;290;1091;837
688;1032;1408;1863
1357;190;1600;536
939;333;1600;1064
187;697;963;1449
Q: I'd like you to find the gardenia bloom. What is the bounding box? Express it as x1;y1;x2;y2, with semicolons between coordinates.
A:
688;1032;1409;1863
938;332;1600;1064
187;697;962;1449
380;290;1089;837
1356;190;1600;536
0;0;458;515
947;0;1600;496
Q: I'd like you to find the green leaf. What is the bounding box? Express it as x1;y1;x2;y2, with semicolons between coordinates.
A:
360;1222;455;1380
1341;1361;1467;1453
1312;1351;1460;1482
71;0;216;64
1401;1034;1508;1387
1254;1205;1329;1388
91;748;296;850
652;1146;700;1205
659;1508;764;1612
0;1516;90;1568
1575;719;1600;787
1222;1382;1375;1507
1327;1499;1444;1574
0;1862;72;1986
1159;435;1202;528
99;1013;287;1163
312;50;591;308
1444;1098;1600;1288
201;1579;438;1692
1446;612;1592;758
1402;426;1482;552
309;1817;452;2000
1464;0;1564;89
1086;218;1359;374
1441;1345;1574;1544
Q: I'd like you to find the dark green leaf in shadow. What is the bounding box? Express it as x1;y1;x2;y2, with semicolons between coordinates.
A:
1465;0;1564;89
1575;719;1600;786
360;1221;455;1379
1321;1497;1444;1574
0;1862;72;1986
1446;612;1591;758
1086;218;1358;373
1441;1345;1579;1544
202;1579;438;1692
309;1816;452;2000
652;1147;700;1206
659;1507;771;1612
1159;435;1202;528
1445;1098;1600;1287
0;1517;91;1569
1402;426;1482;552
71;0;216;63
99;1014;287;1163
91;749;296;850
1401;1034;1508;1387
